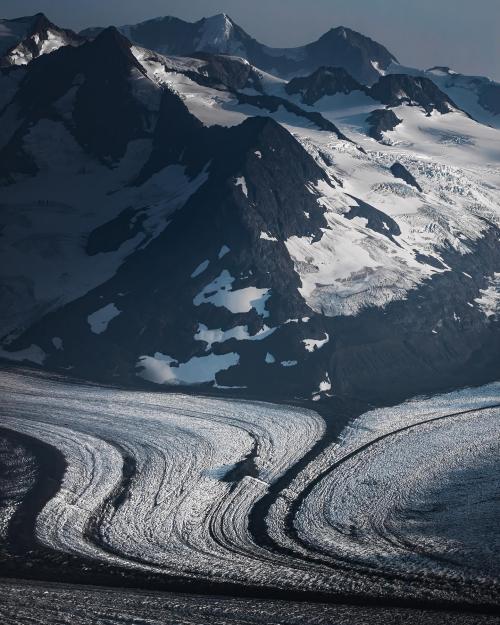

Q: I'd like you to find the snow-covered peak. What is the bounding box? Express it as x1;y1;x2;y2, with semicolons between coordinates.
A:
0;15;37;55
0;12;83;67
198;13;233;50
195;13;241;54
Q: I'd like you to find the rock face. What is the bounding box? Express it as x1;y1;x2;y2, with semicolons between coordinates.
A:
284;67;464;116
285;66;367;105
328;230;500;402
298;27;397;85
388;65;500;129
370;74;460;114
0;12;84;67
479;83;500;115
81;15;397;84
390;162;422;191
1;27;151;167
191;52;265;92
366;109;402;140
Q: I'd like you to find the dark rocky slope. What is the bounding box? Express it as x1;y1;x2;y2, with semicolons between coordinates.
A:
390;162;422;191
285;66;367;105
0;30;339;396
0;27;153;173
366;109;402;140
370;74;460;114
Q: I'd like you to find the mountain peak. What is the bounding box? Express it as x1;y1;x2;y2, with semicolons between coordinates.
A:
0;12;84;66
90;26;135;59
286;66;366;104
93;25;130;46
208;12;233;22
370;74;461;114
75;14;398;84
320;25;368;42
305;25;398;84
196;13;239;53
30;12;51;29
82;26;148;82
327;26;352;37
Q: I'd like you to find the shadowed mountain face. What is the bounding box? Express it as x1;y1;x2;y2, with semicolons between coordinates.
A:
0;12;83;67
298;26;397;84
0;29;339;397
284;68;463;119
0;27;154;180
366;109;402;140
285;67;367;105
0;16;499;404
80;14;398;85
385;65;500;128
370;74;460;114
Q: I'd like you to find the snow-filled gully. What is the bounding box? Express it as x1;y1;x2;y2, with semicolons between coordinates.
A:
0;370;499;609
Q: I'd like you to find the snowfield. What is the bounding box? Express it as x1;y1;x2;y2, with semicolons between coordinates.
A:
282;107;500;316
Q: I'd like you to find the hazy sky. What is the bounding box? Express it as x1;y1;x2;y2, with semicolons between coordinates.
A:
3;0;499;80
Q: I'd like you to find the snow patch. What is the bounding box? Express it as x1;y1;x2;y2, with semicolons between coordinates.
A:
475;273;500;318
235;176;248;197
319;376;332;392
195;323;276;351
193;270;271;317
303;333;329;352
137;351;240;385
260;232;278;242
0;344;46;364
52;337;63;351
191;260;209;278
87;304;121;335
218;245;230;259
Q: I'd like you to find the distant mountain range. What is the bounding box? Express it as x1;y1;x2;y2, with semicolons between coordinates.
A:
0;13;499;403
80;13;397;84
